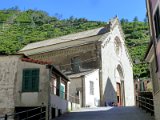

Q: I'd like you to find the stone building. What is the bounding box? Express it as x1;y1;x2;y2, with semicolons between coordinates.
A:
19;17;135;106
0;55;72;119
145;0;160;119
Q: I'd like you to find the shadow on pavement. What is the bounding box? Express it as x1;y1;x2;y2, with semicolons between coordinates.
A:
54;106;155;120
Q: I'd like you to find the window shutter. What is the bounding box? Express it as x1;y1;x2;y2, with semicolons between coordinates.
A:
32;69;39;91
60;85;64;99
23;69;32;92
22;69;39;92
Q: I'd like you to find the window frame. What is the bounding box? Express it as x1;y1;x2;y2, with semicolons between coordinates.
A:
150;58;159;94
89;81;94;95
60;83;65;99
22;68;40;92
114;37;122;56
71;56;81;73
154;7;160;39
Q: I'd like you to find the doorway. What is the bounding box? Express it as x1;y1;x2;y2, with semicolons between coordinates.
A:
116;83;121;106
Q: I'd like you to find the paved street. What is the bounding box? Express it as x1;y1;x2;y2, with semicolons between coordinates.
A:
55;107;155;120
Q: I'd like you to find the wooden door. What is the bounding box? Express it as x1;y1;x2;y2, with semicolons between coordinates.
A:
116;82;121;106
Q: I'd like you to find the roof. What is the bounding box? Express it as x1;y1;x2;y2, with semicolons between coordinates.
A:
20;27;108;52
67;69;98;78
47;64;70;81
21;57;52;65
144;40;153;60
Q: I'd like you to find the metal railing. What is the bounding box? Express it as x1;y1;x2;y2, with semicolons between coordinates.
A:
137;95;154;115
0;104;46;120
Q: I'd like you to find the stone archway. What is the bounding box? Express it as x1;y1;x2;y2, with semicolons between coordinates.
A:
115;64;125;106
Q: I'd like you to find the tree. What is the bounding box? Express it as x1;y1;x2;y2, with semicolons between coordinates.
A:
133;16;138;22
144;16;148;25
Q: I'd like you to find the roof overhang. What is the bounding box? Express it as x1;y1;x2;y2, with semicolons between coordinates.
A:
145;41;154;62
46;64;70;81
21;57;52;65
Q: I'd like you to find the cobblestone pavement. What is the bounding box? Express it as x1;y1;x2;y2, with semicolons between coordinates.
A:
54;107;155;120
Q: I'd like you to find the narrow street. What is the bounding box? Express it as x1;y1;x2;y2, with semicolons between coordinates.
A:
54;107;155;120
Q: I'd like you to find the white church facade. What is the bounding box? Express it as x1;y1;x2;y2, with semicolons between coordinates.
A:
19;17;135;106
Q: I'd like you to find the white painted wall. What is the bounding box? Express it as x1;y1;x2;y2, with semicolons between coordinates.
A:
84;69;100;107
68;101;80;111
100;24;135;106
50;94;68;114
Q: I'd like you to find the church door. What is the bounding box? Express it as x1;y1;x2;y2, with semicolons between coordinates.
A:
116;82;121;106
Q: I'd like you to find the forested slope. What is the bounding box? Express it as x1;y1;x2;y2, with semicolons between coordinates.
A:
0;8;150;78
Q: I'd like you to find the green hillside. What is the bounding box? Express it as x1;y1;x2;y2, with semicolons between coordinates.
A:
121;18;150;78
0;8;150;78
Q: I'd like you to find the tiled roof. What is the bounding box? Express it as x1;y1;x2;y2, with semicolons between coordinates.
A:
21;57;70;81
21;57;52;65
20;27;108;52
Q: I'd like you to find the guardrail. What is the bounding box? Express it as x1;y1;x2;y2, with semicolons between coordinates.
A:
0;104;46;120
137;95;154;115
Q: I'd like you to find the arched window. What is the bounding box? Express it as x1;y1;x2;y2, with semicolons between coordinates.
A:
114;37;121;56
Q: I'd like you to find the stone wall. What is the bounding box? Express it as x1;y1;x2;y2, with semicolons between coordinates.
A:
154;91;160;120
30;43;98;72
0;56;19;115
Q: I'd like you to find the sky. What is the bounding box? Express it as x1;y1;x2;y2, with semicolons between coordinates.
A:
0;0;146;22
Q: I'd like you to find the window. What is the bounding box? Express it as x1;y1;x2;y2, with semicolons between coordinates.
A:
60;83;65;99
154;7;160;39
114;37;121;56
90;81;94;95
151;58;159;93
135;84;138;90
22;69;39;92
50;75;57;95
71;56;81;73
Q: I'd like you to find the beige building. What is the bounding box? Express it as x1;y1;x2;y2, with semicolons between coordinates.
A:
19;17;135;106
0;55;71;119
145;0;160;119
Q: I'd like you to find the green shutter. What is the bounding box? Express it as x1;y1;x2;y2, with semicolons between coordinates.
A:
22;69;39;92
22;69;32;92
32;69;39;91
60;85;65;99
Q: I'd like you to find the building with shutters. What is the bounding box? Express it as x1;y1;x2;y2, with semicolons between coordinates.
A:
19;17;135;106
0;55;72;119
